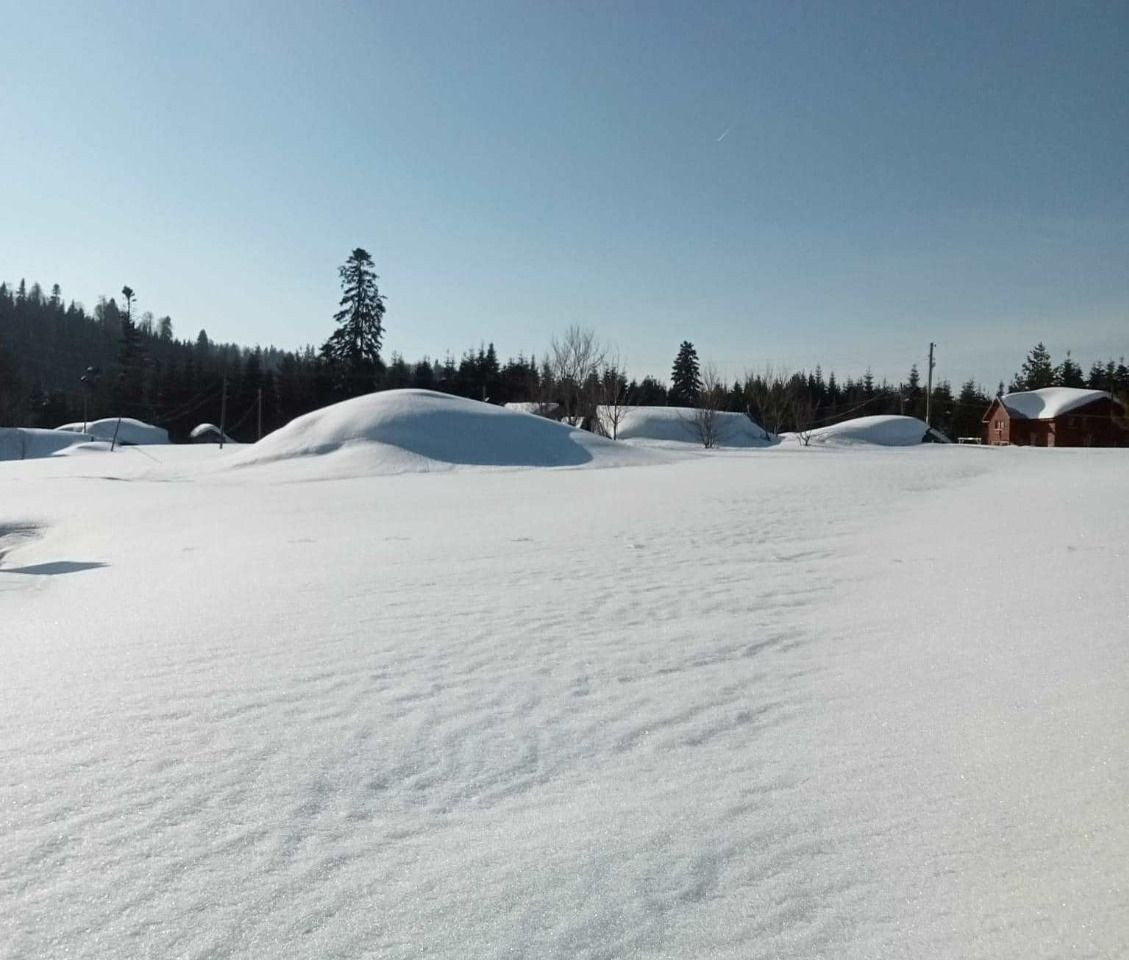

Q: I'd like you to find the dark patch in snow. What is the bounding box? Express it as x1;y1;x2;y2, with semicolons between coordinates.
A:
0;522;43;564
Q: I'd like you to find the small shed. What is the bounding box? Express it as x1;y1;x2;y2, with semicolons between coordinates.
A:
981;388;1126;447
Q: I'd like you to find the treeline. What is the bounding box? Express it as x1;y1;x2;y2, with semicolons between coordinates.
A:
1;277;1125;442
0;279;556;440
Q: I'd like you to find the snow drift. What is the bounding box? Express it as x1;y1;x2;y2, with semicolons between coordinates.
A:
788;415;949;446
597;405;773;447
0;427;93;461
57;418;169;445
229;389;662;475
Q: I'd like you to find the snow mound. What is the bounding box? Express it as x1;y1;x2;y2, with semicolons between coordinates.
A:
57;418;170;445
1000;387;1115;420
228;390;663;475
190;423;235;443
790;415;948;446
0;427;93;461
597;406;773;447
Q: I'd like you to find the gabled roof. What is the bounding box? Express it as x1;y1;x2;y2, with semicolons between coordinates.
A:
997;387;1118;421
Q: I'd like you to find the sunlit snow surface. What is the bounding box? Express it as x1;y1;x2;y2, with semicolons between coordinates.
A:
2;438;1127;959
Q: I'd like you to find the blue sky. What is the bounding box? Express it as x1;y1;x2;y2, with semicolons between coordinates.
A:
2;0;1126;389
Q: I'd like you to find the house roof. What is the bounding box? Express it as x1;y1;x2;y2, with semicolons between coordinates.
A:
997;387;1117;420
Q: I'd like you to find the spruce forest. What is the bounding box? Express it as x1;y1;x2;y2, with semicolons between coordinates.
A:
1;270;1126;444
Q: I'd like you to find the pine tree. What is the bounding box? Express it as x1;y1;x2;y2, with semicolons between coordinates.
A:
635;376;668;405
1115;358;1129;394
413;359;435;390
930;380;955;437
1055;351;1085;387
954;379;989;440
670;341;701;406
1013;342;1055;390
0;334;22;424
114;288;145;417
904;364;923;419
321;247;386;394
862;368;876;401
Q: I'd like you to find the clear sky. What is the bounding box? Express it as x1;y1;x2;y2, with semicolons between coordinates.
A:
2;0;1126;389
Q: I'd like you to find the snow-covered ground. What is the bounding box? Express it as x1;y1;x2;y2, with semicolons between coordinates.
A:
2;399;1126;959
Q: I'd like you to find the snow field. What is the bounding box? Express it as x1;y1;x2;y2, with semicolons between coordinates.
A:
1;443;1126;959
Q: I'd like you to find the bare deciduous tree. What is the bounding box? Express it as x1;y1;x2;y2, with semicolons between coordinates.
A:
745;365;791;438
685;363;730;448
549;326;606;426
596;351;631;438
788;375;818;446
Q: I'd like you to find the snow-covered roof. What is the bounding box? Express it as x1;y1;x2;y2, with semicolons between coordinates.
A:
0;427;93;461
595;406;773;447
785;415;948;446
189;423;235;442
57;418;170;445
999;388;1115;420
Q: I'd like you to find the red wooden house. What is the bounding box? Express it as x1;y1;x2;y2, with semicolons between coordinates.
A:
982;388;1127;447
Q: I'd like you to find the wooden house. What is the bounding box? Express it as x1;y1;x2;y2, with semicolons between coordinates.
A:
982;388;1127;447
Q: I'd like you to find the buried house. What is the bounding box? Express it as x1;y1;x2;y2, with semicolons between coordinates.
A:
981;387;1127;447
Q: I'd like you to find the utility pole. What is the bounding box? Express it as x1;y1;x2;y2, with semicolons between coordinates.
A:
219;377;228;449
257;387;263;441
925;342;936;426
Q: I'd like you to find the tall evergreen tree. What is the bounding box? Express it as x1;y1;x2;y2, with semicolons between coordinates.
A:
954;379;989;440
1055;351;1085;387
321;247;386;394
1012;342;1055;390
0;334;22;423
862;368;876;399
669;341;701;406
112;287;146;416
904;364;923;419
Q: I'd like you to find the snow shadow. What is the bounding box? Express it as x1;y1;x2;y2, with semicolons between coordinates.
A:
1;561;108;576
371;409;596;467
0;522;42;563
